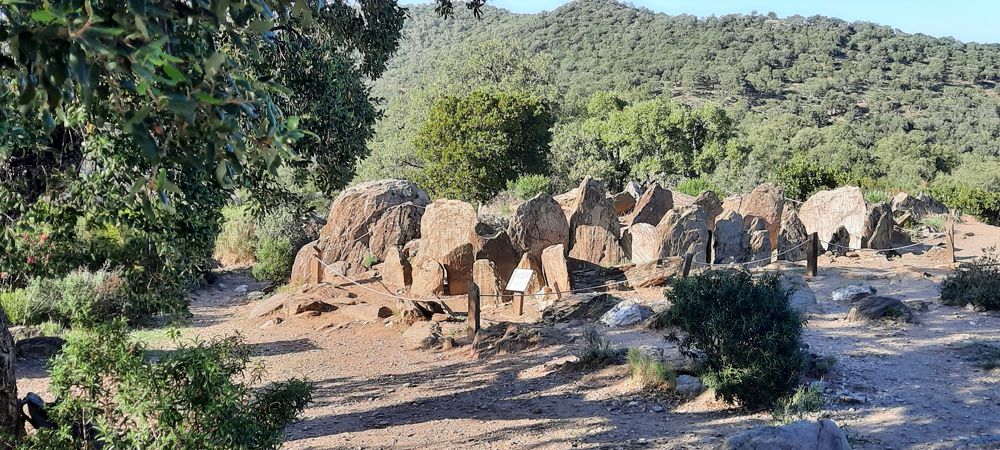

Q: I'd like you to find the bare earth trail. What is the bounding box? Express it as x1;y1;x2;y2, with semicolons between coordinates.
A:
14;219;1000;449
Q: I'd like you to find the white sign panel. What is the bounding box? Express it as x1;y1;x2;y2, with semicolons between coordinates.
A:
505;269;534;293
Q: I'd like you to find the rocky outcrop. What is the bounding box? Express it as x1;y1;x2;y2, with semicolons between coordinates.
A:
716;419;852;450
722;183;785;243
381;245;411;288
657;205;709;263
713;210;748;264
611;191;636;215
693;190;723;230
567;178;624;265
891;192;948;219
412;200;478;295
799;186;867;249
507;194;570;259
747;217;772;267
629;185;673;226
827;225;851;256
621;223;659;264
541;244;572;295
568;225;626;266
777;210;808;262
290;179;430;283
862;203;894;249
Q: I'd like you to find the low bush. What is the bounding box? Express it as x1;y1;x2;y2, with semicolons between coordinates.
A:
0;289;30;326
252;208;310;283
940;247;1000;310
213;205;257;267
8;269;127;327
507;174;551;201
626;348;675;389
676;177;721;197
576;325;621;368
13;322;312;449
772;384;824;424
930;178;1000;225
660;270;804;411
773;157;842;200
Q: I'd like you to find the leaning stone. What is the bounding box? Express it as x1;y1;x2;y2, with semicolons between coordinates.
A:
541;244;572;296
777;210;809;262
716;419;852;450
381;245;411;288
862;203;894;250
611;191;636;215
827;225;851;256
410;260;446;297
629;184;673;227
713;210;748;264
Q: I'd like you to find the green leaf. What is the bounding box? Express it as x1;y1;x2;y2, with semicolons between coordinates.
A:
205;52;226;77
30;10;58;23
248;19;273;34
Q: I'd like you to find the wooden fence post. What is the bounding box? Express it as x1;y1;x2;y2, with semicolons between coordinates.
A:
706;229;714;266
513;293;524;316
311;245;323;284
467;282;481;333
806;232;818;277
946;220;956;264
682;253;694;277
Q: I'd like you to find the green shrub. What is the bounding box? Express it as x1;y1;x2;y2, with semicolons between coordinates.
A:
15;322;312;449
361;253;380;270
772;384;824;424
773;157;842;201
576;325;621;368
0;289;29;326
676;177;720;197
12;269;126;327
252;208;309;283
940;247;1000;310
863;189;891;204
660;270;804;411
214;205;257;267
626;348;675;389
506;174;552;200
919;216;946;233
930;178;1000;225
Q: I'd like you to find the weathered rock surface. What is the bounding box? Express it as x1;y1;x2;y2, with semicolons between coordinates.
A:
472;259;503;298
552;187;580;223
722;183;785;244
862;203;894;249
410;259;446;297
624;181;644;200
413;200;478;295
777;210;809;262
847;296;915;322
629;185;673;226
799;186;867;249
675;375;704;397
716;419;852;450
508;194;570;259
891;192;948;219
568;225;626;266
827;225;851;256
611;191;636;215
381;246;411;288
625;257;685;288
747;217;772;267
658;206;709;263
369;202;424;260
599;299;653;327
832;284;876;303
713;210;748;264
291;179;430;283
402;321;442;350
693;190;723;230
621;223;659;264
541;244;572;295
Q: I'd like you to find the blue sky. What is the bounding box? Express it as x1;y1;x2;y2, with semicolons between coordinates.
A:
436;0;1000;44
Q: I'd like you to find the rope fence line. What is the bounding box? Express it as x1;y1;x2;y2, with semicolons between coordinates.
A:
817;232;947;253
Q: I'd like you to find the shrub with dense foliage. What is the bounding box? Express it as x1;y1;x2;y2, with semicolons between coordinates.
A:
773;157;843;200
940;247;1000;310
660;270;804;411
507;174;552;201
10;323;312;449
252;208;312;283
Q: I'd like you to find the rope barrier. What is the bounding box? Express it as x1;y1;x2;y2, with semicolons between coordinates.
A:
817;232;946;253
691;239;810;268
315;258;431;302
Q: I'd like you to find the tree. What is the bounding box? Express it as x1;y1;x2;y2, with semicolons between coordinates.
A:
415;90;553;202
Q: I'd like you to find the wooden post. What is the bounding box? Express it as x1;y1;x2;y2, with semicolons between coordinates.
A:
706;229;714;266
311;245;323;284
513;293;524;316
681;253;694;277
467;282;481;333
946;220;956;263
806;232;818;277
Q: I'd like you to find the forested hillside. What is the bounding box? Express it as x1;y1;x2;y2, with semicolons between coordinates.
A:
359;0;1000;221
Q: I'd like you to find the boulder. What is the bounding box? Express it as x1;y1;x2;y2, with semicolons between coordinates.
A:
381;246;411;288
799;186;867;249
413;199;478;295
15;336;66;359
625;257;685;288
621;223;659;264
472;259;503;298
624;181;644;199
891;192;948;219
516;253;545;295
832;284;876;303
541;244;572;296
777;210;809;262
410;260;446;297
693;190;723;230
599;299;653;327
568;225;626;266
713;210;748;264
675;375;704;397
747;217;772;267
369;202;424;260
847;296;915;322
340;303;394;322
716;419;852;450
290;179;430;283
475;226;520;287
862;203;894;250
568;177;620;239
402;321;442;350
657;205;709;263
722;183;785;244
827;226;851;256
629;185;673;226
552;187;580;223
611;191;636;215
507;193;570;259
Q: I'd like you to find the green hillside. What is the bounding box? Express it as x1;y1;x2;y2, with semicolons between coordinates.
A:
359;0;1000;220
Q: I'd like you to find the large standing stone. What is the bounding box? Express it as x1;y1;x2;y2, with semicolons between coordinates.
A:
713;210;748;264
629;185;673;226
716;419;852;450
369;202;424;260
799;186;867;249
567;178;624;266
413;200;478;295
290;179;430;283
827;226;851;256
891;192;948;219
472;259;502;298
475;229;520;288
625;257;685;288
657;205;709;263
381;245;411;288
507;193;570;259
777;209;809;262
621;223;659;264
541;244;572;296
552;187;580;223
568;225;626;266
862;203;894;249
611;191;636;215
693;190;723;230
410;260;446;297
747;217;772;267
723;183;785;244
516;253;545;295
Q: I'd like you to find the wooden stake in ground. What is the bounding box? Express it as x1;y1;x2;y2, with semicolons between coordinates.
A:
467;282;481;333
946;220;956;263
807;232;819;277
311;245;323;284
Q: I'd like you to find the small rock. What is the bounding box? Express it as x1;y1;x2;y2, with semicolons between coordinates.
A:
832;284;876;303
259;317;283;329
652;405;664;413
431;313;452;323
675;374;704;397
599;299;653;327
246;291;265;301
234;284;248;293
402;321;442;350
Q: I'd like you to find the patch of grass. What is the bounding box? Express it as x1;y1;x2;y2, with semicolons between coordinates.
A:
772;384;824;424
37;320;66;337
940;247;1000;310
362;253;380;270
576;325;621;368
919;215;946;233
213;205;257;267
956;341;1000;370
806;355;837;378
0;289;30;326
863;189;891;204
626;348;675;389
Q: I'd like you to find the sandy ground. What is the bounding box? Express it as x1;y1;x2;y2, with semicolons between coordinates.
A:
14;218;1000;449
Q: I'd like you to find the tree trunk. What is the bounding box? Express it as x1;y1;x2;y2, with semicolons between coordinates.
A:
0;307;18;438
